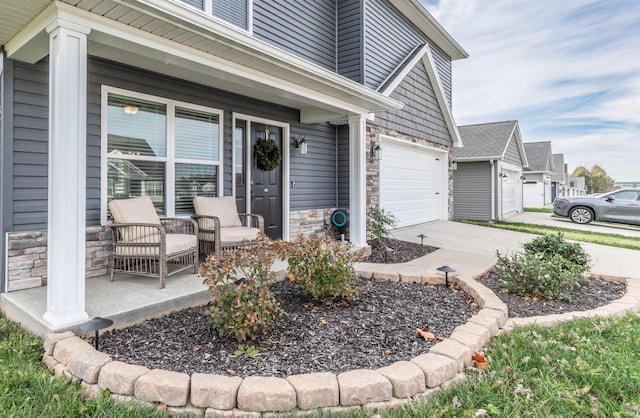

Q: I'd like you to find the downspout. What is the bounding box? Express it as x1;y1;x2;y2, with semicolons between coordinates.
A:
490;159;495;221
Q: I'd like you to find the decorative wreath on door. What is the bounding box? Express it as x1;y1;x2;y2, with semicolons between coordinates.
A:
255;139;282;171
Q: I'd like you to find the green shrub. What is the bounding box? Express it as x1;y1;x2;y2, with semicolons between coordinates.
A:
523;232;591;270
496;251;586;302
200;234;284;342
367;206;398;245
285;234;364;301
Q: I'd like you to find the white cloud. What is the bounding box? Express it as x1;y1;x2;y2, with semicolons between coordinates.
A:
425;0;640;180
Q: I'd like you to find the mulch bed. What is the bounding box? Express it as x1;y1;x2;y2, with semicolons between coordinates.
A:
98;277;477;378
364;238;438;264
96;238;627;378
479;267;626;318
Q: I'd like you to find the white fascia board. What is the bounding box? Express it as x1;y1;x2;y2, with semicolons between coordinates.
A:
387;0;468;60
421;48;463;148
512;122;529;167
380;44;430;96
109;0;402;113
454;156;503;163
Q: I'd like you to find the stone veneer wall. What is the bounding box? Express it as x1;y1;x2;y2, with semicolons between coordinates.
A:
289;208;340;240
6;226;112;292
366;123;454;220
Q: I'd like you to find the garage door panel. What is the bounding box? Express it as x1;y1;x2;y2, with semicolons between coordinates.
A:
380;139;445;227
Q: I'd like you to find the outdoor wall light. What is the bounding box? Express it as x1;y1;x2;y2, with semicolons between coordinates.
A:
79;317;114;350
383;247;394;263
371;142;381;160
500;172;508;181
293;135;307;155
417;233;428;247
436;265;456;288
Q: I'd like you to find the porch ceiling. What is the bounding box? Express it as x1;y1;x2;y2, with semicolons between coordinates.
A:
1;0;402;124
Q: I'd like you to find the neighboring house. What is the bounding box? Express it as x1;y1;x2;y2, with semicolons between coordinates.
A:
0;0;467;329
568;177;587;196
452;121;528;221
551;153;567;200
522;141;555;208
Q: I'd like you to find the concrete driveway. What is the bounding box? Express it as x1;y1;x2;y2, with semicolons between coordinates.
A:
507;211;640;238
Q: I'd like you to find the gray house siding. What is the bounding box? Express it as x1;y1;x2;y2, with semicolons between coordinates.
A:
504;136;524;167
253;0;337;72
337;0;363;83
363;0;423;90
7;57;341;233
0;52;12;293
429;43;452;107
337;124;350;208
11;60;49;232
375;60;452;146
453;162;492;220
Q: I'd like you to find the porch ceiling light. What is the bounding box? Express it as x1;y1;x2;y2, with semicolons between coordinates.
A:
417;233;428;246
79;317;114;350
123;105;139;115
436;265;456;288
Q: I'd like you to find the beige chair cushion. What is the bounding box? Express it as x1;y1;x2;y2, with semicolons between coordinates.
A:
193;196;242;228
199;227;260;244
109;196;161;241
114;233;197;256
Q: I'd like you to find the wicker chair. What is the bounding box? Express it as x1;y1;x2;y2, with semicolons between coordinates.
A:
108;196;198;288
192;196;264;259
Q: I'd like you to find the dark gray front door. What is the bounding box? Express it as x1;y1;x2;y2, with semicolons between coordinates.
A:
251;123;282;239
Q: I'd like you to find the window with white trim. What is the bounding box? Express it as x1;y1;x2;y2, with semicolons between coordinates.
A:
104;90;222;217
181;0;252;31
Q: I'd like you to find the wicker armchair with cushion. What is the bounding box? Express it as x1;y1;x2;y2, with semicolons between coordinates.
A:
108;196;198;288
192;196;264;259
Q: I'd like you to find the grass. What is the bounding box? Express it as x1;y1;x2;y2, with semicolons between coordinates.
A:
3;309;640;417
458;220;640;251
524;207;554;213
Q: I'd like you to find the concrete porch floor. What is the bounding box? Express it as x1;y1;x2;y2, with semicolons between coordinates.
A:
1;271;211;337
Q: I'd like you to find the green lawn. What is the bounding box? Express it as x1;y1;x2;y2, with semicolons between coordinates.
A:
458;220;640;251
3;310;640;417
523;207;554;213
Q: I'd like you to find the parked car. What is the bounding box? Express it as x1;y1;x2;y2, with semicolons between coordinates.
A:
553;189;640;225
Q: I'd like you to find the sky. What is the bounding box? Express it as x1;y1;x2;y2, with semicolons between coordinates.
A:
422;0;640;181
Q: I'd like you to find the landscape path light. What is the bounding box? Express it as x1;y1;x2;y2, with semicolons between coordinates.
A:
436;265;456;288
417;233;427;247
383;247;394;263
79;317;113;350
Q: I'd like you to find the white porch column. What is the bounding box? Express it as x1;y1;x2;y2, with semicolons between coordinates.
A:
348;114;367;247
43;20;90;328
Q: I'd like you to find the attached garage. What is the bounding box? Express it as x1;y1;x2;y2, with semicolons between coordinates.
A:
499;162;523;216
380;137;448;227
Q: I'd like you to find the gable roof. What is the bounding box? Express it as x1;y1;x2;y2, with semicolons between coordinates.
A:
452;120;527;164
551;154;566;182
523;141;554;173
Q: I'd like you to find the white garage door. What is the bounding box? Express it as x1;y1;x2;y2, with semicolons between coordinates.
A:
501;167;522;215
380;138;446;227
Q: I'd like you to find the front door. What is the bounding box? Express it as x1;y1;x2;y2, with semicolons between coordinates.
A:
250;123;282;239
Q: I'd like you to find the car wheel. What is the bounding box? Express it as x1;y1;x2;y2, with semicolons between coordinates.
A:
569;207;594;224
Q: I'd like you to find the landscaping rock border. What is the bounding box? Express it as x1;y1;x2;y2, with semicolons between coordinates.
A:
41;272;639;417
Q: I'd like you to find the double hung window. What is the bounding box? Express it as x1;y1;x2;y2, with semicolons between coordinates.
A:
103;88;223;220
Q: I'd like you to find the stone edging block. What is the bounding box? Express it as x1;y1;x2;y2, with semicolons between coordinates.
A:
286;372;339;410
134;369;190;407
337;369;392;406
237;376;296;412
376;361;426;398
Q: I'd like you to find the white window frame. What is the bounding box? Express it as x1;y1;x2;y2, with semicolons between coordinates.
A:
183;0;254;33
100;85;224;223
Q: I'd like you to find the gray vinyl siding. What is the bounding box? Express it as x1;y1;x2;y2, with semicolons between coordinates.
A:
363;0;423;90
452;162;492;221
0;52;11;293
213;0;248;30
375;60;452;146
429;43;452;107
253;0;337;71
12;60;49;231
337;124;350;208
504;136;524;167
337;0;363;83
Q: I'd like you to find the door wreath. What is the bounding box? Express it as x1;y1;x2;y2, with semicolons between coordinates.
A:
255;139;282;171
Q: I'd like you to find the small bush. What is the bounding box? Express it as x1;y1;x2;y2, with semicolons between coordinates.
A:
496;251;586;302
285;234;364;301
367;207;398;245
200;234;284;342
523;232;591;270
